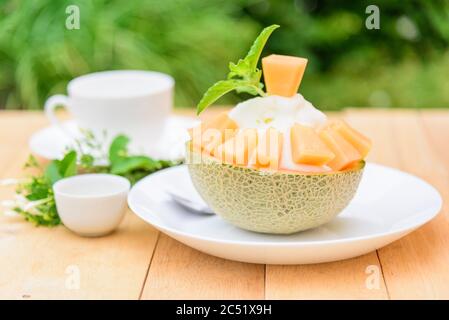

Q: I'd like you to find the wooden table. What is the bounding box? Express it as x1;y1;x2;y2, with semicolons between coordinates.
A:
0;108;448;300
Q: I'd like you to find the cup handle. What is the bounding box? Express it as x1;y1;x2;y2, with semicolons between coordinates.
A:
44;95;74;139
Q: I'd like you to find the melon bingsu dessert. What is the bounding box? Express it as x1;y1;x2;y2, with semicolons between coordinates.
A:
187;25;371;234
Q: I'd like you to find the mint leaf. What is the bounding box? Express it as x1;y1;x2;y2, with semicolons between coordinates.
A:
228;24;279;80
243;24;280;70
45;162;62;185
108;134;176;179
228;60;252;80
25;177;50;200
196;24;279;115
80;154;94;168
196;80;265;115
197;80;246;115
44;151;77;185
111;156;159;175
109;135;129;164
59;151;77;178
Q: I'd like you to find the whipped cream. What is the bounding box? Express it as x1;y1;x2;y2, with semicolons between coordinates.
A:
228;94;326;131
228;94;330;172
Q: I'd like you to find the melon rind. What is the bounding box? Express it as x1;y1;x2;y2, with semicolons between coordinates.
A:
186;147;365;234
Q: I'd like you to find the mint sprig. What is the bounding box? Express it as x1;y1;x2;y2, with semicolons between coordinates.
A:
108;135;176;184
9;133;179;227
13;152;78;226
196;24;280;115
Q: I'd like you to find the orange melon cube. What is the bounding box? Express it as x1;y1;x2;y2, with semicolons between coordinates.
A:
202;128;236;156
279;164;332;174
319;128;362;171
214;136;236;165
189;112;238;155
214;128;258;166
234;128;258;166
189;124;203;151
205;112;238;131
262;54;308;97
290;123;335;166
329;120;372;158
255;128;283;170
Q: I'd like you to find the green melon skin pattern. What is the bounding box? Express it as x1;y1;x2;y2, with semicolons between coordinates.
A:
187;148;365;234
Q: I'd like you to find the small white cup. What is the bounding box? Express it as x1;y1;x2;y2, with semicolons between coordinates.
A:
53;174;131;237
44;70;174;152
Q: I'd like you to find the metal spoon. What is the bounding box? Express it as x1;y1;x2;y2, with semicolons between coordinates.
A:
165;187;214;215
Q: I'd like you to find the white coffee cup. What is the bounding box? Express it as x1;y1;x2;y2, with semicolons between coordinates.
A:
44;70;174;151
53;174;131;237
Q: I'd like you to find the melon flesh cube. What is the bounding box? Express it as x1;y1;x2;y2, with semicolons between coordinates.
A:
290;123;335;166
319;128;362;171
247;149;258;168
234;129;258;166
214;136;236;165
189;125;203;151
190;111;238;155
214;128;258;166
262;54;308;97
204;127;237;156
279;164;332;174
201;111;238;132
331;120;372;158
256;128;283;170
202;128;233;156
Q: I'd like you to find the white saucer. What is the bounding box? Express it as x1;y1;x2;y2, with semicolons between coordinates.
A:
29;116;199;161
128;164;442;265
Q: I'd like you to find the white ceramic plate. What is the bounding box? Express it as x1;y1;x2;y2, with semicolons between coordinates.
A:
29;116;199;161
128;164;442;264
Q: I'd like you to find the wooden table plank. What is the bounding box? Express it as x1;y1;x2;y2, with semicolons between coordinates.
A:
141;234;265;300
346;109;449;299
0;212;158;299
0;112;159;299
420;110;449;171
266;253;387;299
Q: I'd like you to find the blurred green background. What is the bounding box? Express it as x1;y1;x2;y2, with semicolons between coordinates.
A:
0;0;448;111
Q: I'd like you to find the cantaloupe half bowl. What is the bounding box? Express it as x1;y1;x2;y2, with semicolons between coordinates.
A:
186;143;365;234
188;25;370;234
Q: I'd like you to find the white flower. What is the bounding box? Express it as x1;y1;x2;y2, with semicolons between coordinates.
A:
14;194;28;207
0;191;52;219
23;198;51;211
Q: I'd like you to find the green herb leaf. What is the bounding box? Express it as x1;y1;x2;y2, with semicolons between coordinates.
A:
228;59;252;80
111;156;157;175
197;80;260;115
109;135;129;164
227;24;279;80
108;134;179;180
44;161;62;185
196;24;279;115
243;24;280;70
24;154;40;169
44;151;77;185
25;177;50;201
59;151;77;178
80;154;94;168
